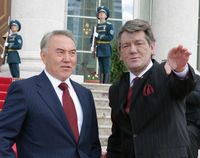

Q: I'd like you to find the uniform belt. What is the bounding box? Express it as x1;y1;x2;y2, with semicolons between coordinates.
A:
7;49;17;51
97;41;110;44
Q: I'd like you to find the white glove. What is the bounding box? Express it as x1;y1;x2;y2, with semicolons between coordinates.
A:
91;47;94;52
93;32;98;38
4;42;9;47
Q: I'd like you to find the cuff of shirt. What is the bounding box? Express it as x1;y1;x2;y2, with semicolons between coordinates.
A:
173;64;189;79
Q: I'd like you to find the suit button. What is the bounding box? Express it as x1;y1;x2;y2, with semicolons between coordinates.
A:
133;134;137;138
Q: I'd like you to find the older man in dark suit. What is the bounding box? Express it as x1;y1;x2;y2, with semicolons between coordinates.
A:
106;19;195;158
0;30;101;158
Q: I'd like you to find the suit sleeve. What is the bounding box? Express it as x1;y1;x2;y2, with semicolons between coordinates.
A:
88;90;102;158
169;64;195;99
106;86;122;158
186;74;200;127
186;74;200;106
0;81;27;157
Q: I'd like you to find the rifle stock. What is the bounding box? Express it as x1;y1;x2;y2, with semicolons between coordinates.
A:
1;16;10;65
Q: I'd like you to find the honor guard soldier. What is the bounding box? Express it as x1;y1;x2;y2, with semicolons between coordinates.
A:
5;19;23;78
91;6;114;84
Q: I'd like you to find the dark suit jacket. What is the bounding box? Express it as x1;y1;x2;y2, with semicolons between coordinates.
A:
186;74;200;155
107;61;195;158
186;74;200;127
0;71;101;158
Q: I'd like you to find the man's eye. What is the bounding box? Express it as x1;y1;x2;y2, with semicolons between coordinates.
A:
56;50;63;53
122;45;129;49
136;41;144;45
69;51;76;55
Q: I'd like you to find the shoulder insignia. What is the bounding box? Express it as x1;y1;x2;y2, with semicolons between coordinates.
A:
110;30;114;35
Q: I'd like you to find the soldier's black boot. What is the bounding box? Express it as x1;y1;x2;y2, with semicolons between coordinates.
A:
104;73;110;84
100;73;104;83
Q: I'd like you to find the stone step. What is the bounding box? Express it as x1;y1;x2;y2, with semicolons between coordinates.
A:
101;146;107;154
99;135;109;147
91;90;108;99
82;83;111;91
97;115;112;126
98;125;111;137
94;98;109;108
96;106;111;118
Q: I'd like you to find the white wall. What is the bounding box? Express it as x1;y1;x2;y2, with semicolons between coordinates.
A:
151;0;199;70
2;0;66;78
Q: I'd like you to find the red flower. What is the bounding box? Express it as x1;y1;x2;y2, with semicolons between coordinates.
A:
91;72;96;75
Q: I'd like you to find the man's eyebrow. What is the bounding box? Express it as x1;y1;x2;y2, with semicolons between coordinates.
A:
69;49;76;52
121;42;129;45
56;48;64;51
135;39;145;42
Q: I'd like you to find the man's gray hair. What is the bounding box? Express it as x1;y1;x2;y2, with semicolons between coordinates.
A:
40;30;76;52
117;19;156;52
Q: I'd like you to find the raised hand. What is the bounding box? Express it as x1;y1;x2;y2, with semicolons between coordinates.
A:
164;45;192;75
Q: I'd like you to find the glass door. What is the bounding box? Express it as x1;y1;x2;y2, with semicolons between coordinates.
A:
67;0;144;81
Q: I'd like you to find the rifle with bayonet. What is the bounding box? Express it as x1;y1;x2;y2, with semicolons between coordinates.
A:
1;16;11;64
91;25;97;58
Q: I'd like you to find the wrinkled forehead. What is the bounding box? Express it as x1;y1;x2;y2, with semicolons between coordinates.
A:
121;31;147;43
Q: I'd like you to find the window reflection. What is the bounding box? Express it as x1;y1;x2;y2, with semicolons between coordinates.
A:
67;0;135;80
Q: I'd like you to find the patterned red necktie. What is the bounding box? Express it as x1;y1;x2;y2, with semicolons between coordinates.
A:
125;77;139;114
59;83;79;142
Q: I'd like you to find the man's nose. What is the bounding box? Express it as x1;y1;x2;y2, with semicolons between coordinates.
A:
130;44;137;53
63;52;70;61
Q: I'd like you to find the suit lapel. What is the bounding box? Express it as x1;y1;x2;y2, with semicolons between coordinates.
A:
130;61;158;112
118;73;131;118
129;61;161;132
120;81;129;112
35;72;75;140
70;80;88;142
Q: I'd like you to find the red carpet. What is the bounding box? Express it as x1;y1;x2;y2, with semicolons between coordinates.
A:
0;77;17;157
0;100;4;109
0;84;10;92
0;77;12;84
0;77;13;111
0;91;7;100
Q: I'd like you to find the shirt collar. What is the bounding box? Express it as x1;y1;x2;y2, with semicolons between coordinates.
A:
44;69;72;89
129;61;153;85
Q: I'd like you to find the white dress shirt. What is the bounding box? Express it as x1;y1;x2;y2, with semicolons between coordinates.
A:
129;61;189;87
44;69;83;134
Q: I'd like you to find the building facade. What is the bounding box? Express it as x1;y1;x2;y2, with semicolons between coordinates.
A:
0;0;199;80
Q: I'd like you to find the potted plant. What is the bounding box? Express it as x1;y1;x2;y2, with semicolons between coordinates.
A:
85;72;100;83
110;39;128;83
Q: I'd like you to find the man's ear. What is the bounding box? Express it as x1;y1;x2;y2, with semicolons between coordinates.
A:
40;51;46;64
119;51;123;61
151;43;155;56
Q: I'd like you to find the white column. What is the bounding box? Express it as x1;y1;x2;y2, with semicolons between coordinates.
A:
0;0;66;78
151;0;199;70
